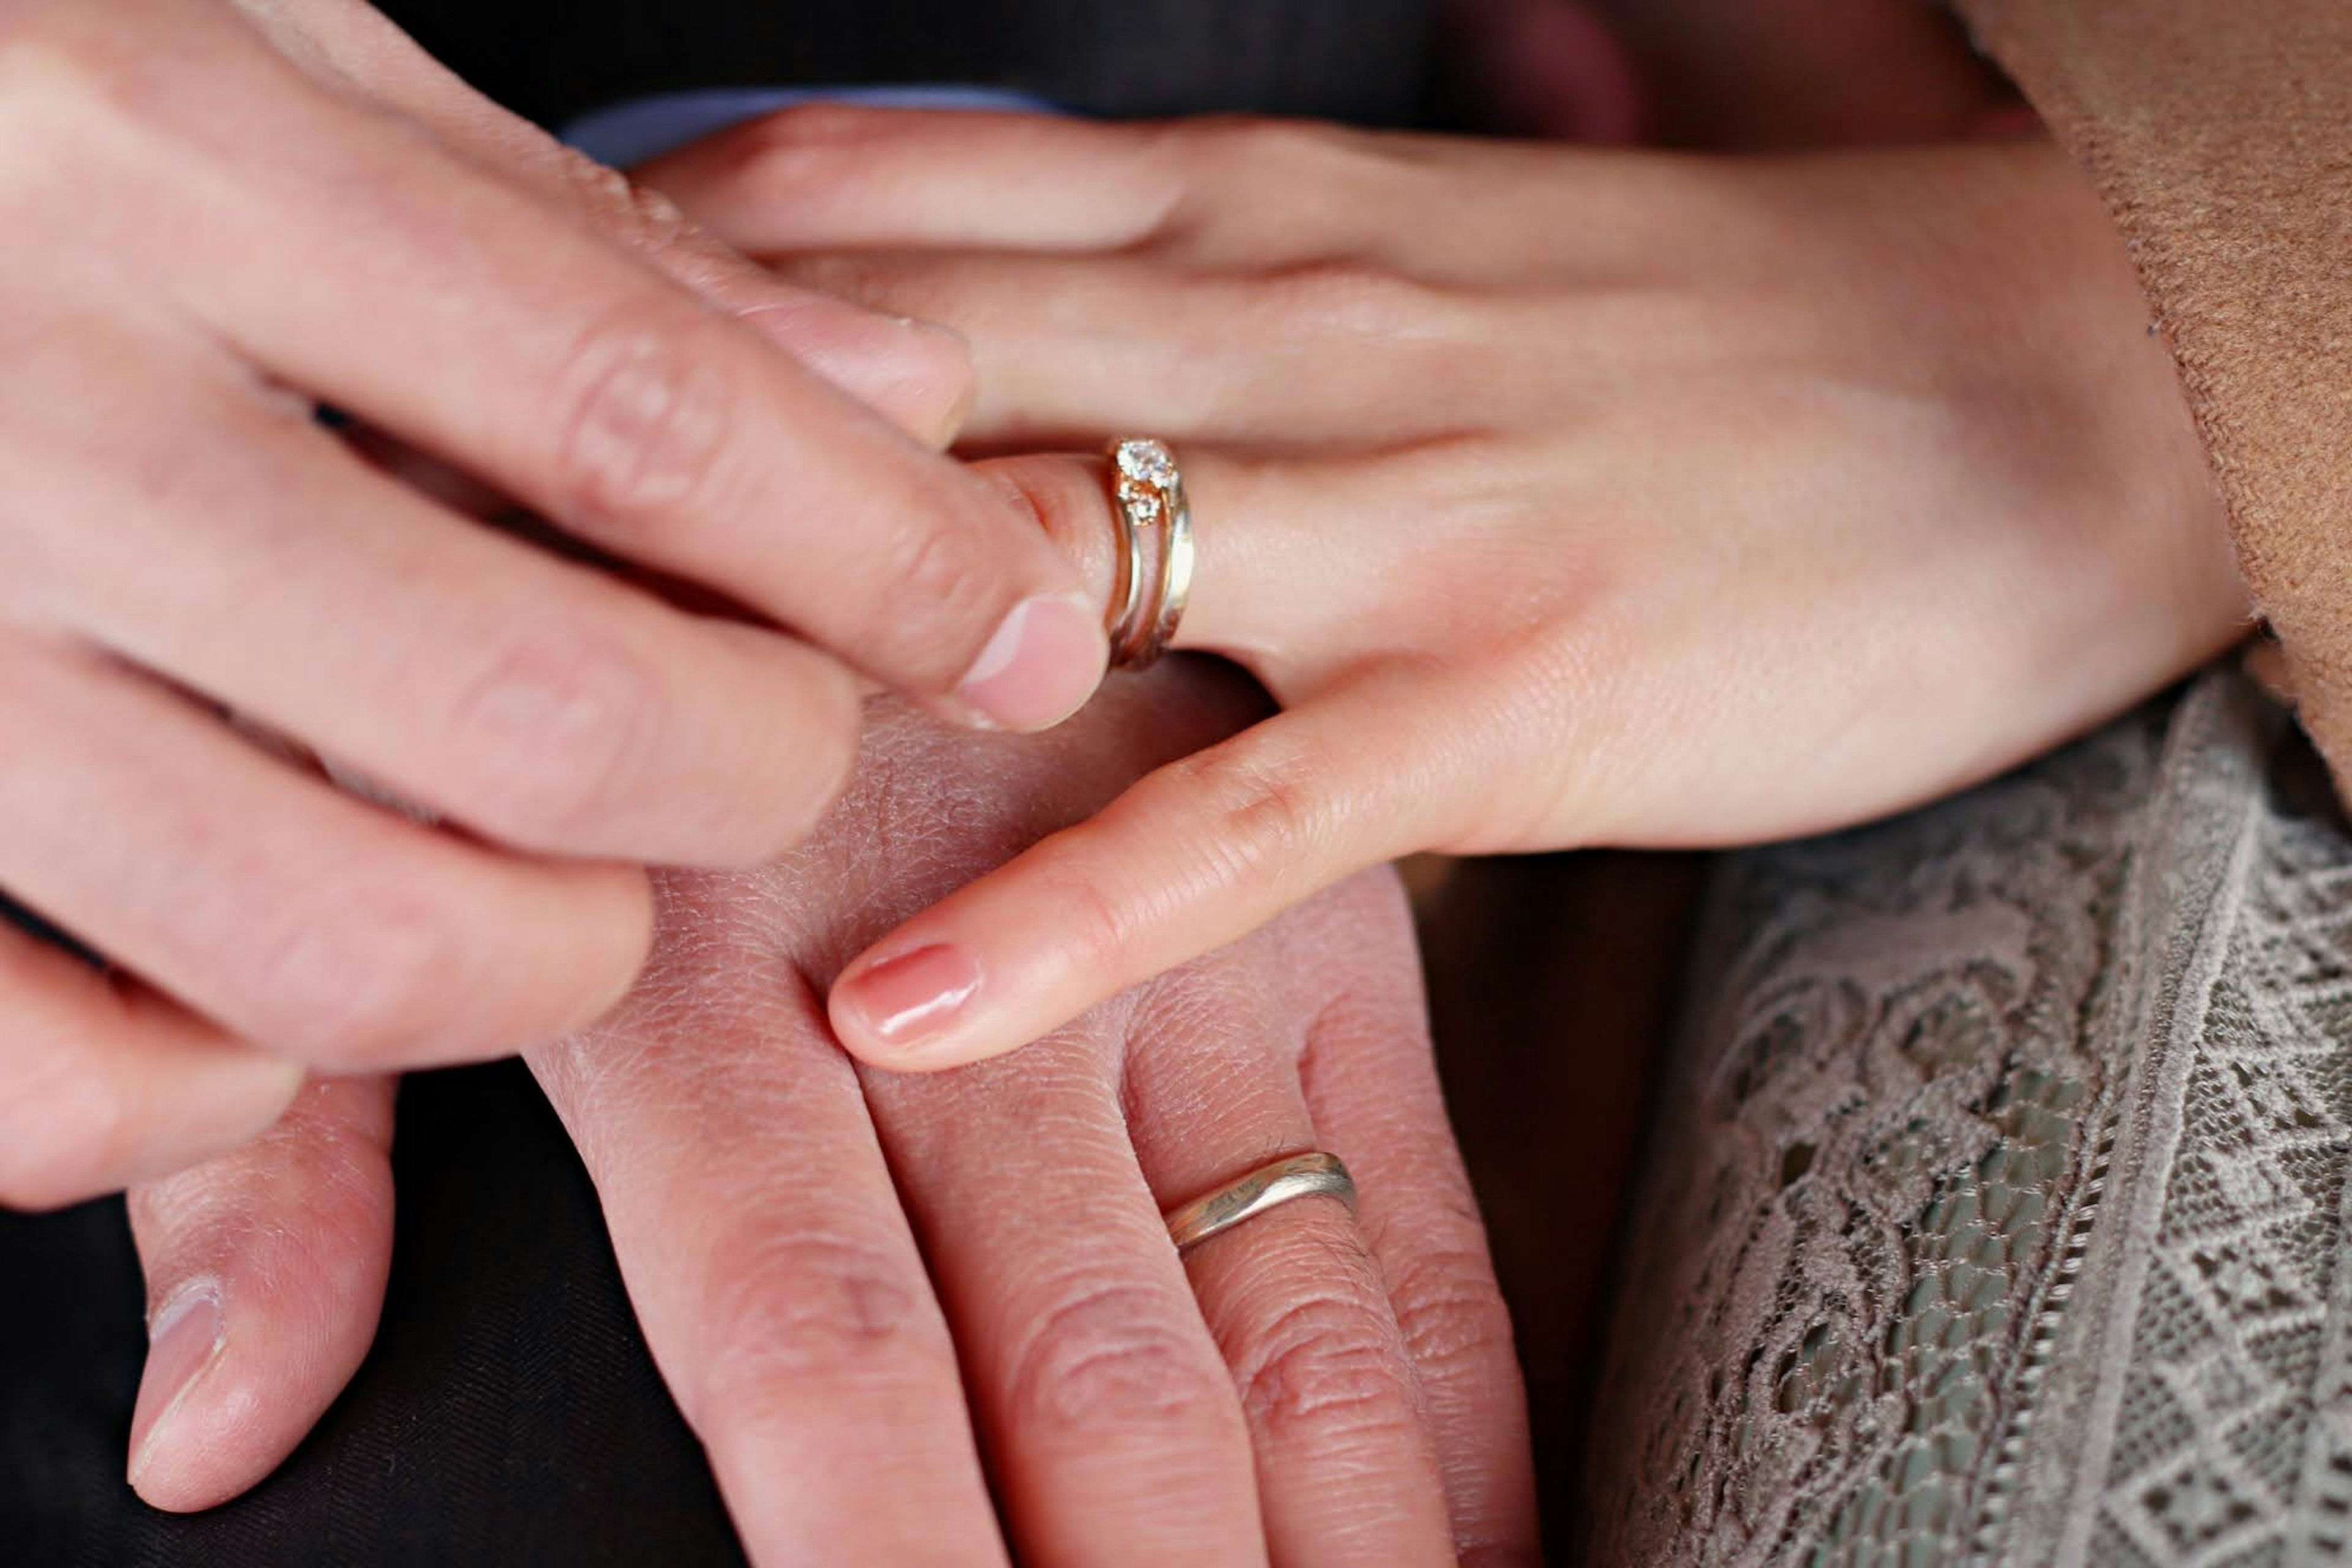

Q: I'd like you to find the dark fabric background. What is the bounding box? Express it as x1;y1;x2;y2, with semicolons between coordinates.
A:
374;0;1439;129
3;1064;745;1568
0;3;1444;1564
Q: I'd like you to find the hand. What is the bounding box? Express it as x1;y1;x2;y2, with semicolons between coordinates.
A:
0;4;1107;1210
634;107;2248;1071
116;668;1537;1566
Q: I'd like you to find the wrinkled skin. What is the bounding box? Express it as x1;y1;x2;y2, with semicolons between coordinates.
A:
121;662;1539;1567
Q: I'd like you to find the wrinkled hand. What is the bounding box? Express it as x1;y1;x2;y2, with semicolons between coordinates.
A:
634;107;2248;1071
118;664;1536;1566
0;1;1107;1210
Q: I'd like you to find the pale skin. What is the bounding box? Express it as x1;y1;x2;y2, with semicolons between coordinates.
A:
0;0;1110;1210
622;105;2251;1072
117;669;1539;1568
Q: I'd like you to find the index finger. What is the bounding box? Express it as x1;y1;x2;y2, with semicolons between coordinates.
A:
827;676;1471;1069
119;14;1102;732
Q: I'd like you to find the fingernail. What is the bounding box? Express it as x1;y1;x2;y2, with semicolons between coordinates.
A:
956;594;1107;732
837;944;982;1050
128;1283;224;1483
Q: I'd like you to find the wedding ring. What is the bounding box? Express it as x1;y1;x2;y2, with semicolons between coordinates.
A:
1105;437;1193;670
1163;1152;1356;1253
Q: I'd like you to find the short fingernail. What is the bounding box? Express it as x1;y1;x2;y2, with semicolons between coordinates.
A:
128;1283;225;1483
955;593;1107;732
835;944;982;1052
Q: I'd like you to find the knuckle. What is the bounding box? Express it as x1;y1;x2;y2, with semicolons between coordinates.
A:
692;1224;927;1426
554;148;695;258
1231;1286;1418;1434
869;514;997;673
553;303;739;529
1006;1280;1228;1438
1259;258;1443;341
1161;737;1335;883
447;622;667;845
238;892;458;1065
1034;867;1135;981
1384;1245;1519;1375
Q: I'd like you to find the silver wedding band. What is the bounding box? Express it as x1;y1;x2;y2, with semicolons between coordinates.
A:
1105;437;1194;670
1163;1152;1357;1253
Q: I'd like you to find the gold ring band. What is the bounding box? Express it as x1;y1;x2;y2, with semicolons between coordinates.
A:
1163;1152;1356;1253
1106;437;1192;669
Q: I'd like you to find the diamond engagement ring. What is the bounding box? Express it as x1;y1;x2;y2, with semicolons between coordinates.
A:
1104;437;1194;670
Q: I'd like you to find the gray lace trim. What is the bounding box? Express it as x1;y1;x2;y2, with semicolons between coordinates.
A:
1587;670;2352;1566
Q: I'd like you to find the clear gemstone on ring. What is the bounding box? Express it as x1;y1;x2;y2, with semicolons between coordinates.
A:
1115;438;1178;489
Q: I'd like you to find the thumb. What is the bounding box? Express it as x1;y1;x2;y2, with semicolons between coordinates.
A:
124;1075;398;1512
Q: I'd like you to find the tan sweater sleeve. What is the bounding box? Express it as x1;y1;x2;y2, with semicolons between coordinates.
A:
1951;1;2352;778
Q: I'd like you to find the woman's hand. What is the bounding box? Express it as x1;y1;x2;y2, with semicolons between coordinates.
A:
636;107;2248;1070
0;6;1109;1208
115;669;1536;1566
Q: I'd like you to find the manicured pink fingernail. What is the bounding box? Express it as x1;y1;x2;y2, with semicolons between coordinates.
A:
838;944;981;1049
956;594;1106;733
128;1283;224;1483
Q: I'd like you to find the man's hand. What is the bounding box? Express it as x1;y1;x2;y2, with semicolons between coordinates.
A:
0;0;1106;1210
114;664;1538;1564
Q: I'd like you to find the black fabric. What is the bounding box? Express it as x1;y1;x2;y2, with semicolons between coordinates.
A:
2;1062;744;1568
374;0;1440;129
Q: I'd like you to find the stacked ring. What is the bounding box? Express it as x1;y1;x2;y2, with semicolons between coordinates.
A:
1104;437;1195;670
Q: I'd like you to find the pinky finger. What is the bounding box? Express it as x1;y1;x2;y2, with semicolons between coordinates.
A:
125;1074;399;1512
827;674;1461;1070
0;918;301;1212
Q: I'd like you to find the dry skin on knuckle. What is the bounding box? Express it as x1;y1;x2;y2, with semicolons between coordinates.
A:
692;1221;931;1425
1380;1243;1518;1376
1225;1254;1417;1434
1005;1278;1227;1439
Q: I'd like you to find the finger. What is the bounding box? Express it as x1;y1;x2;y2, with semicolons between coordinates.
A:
42;387;862;866
234;0;977;444
763;251;1473;449
1284;872;1539;1564
1119;944;1456;1565
0;633;653;1072
647;102;1642;285
639;105;1183;257
101;10;1101;732
0;916;301;1211
859;1035;1267;1566
971;450;1412;676
123;1074;398;1511
527;875;1008;1566
829;676;1474;1070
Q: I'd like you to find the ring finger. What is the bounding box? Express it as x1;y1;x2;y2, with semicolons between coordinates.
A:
1119;940;1458;1566
970;449;1431;688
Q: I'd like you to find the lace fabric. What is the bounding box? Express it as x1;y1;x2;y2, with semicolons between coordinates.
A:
1588;672;2352;1566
